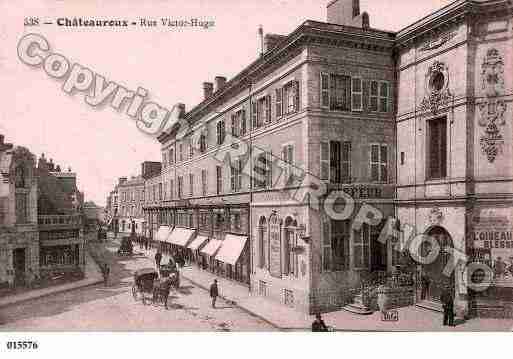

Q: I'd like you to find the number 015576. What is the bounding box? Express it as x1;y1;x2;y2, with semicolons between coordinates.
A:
6;341;39;350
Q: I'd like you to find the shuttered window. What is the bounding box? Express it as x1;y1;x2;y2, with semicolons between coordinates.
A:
427;117;447;180
370;80;379;112
282;144;294;187
370;144;388;183
320;142;330;181
216;166;222;194
330;74;351;111
341;141;352;183
201;169;207;196
320;73;330;109
352;77;363;111
354;224;371;269
275;88;283;119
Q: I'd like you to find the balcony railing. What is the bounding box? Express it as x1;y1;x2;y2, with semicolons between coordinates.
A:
38;215;83;230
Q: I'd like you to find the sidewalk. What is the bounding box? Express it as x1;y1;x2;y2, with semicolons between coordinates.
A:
0;251;103;309
135;240;513;331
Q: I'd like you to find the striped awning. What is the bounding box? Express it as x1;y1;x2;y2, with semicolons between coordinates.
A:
156;225;172;242
188;235;209;251
200;239;223;257
214;234;248;266
168;227;196;247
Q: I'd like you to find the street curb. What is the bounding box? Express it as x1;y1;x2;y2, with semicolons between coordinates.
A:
0;278;104;309
180;272;283;330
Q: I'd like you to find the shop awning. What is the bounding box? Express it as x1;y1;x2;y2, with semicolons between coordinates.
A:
168;227;196;247
200;239;223;257
214;234;248;265
155;225;172;242
188;235;209;251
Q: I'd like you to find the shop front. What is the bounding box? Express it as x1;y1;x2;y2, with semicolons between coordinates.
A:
214;234;250;284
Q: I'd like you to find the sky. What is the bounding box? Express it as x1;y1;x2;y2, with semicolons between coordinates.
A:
0;0;453;206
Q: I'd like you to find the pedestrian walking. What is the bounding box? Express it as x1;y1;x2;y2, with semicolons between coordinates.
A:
312;313;329;332
155;251;162;269
210;279;219;308
440;285;454;326
102;263;110;287
421;271;430;300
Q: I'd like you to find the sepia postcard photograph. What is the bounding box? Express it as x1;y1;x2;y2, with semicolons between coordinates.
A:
0;0;513;356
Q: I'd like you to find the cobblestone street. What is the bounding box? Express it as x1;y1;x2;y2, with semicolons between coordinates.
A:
0;241;275;331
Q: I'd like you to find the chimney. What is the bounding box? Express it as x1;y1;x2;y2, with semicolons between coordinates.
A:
0;134;13;150
327;0;367;28
119;177;127;185
264;34;286;53
214;76;227;92
203;82;214;99
258;25;264;57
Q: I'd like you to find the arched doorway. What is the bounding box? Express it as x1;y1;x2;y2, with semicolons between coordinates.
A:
420;226;455;303
258;216;268;269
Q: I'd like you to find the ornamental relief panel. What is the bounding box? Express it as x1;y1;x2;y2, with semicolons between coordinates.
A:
419;61;452;114
478;48;507;163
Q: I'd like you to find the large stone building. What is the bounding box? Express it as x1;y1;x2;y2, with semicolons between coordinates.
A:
137;0;513;317
0;135;39;288
395;0;513;318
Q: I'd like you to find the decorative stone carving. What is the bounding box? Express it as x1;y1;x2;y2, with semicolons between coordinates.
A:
428;207;444;227
419;61;452;114
481;48;504;97
479;49;507;163
419;31;455;51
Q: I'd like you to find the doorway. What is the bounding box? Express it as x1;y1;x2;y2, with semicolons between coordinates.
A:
13;248;26;287
420;226;454;302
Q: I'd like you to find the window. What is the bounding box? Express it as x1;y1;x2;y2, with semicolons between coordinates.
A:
258;217;268;269
283;81;299;114
330;74;351;111
169;180;174;199
216;166;222;194
15;193;28;224
189;142;194;159
370;81;379;112
230;110;246;138
257;95;272;125
158;183;162;200
230;158;243;192
216;121;226;145
251;101;258;129
322;220;350;272
352;77;363;111
255;152;272;189
162;152;167;168
320;141;352;183
189;173;194;197
427;117;447;180
379;82;389;112
370;80;390;112
354;224;376;269
199;134;207;153
370;144;388;183
14;165;26;188
201;169;207;196
231;213;241;231
400;151;405;166
179;143;184;162
276;88;283;118
284;218;297;277
320;73;330;109
178;176;183;198
342;141;352;183
282;144;294;187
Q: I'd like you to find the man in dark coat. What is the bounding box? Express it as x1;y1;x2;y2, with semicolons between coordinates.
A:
312;313;329;332
102;263;110;287
421;272;430;300
440;286;454;326
210;279;219;308
155;251;162;269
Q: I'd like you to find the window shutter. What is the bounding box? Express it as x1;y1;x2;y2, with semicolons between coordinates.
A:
230;164;235;192
267;151;273;188
231;114;236;137
380;145;388;183
320;142;329;181
238;159;243;190
320;73;330;109
342;141;351;183
294;81;300;112
276;88;283;119
252;101;258;129
266;95;272;123
362;80;369;111
370;144;379;182
241;110;246;135
352;77;362;111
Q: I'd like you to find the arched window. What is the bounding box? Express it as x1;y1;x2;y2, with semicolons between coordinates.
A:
284;217;298;276
258;216;268;269
15;165;26;188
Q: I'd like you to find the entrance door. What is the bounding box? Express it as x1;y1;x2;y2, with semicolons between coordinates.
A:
421;226;454;302
13;248;26;287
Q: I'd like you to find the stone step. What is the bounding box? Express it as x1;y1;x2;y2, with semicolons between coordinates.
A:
342;303;374;315
416;300;443;313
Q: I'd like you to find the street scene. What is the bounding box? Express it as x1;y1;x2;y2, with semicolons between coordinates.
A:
2;0;513;336
0;236;274;331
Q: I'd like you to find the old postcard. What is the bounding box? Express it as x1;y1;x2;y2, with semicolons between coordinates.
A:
1;0;513;351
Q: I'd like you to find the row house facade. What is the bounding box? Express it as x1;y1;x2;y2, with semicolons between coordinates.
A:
137;0;513;317
117;176;145;235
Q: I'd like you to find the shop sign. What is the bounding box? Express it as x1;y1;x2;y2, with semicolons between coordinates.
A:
327;184;390;199
269;213;282;279
471;208;513;287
